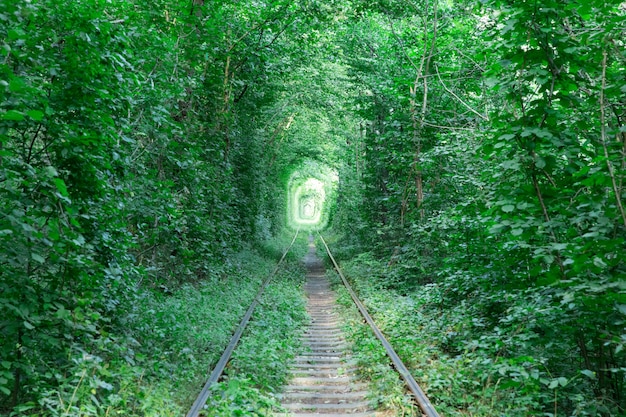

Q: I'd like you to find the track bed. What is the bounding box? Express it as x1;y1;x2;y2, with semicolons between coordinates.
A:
277;239;374;417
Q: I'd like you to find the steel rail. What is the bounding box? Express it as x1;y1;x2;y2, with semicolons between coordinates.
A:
318;233;441;417
186;228;300;417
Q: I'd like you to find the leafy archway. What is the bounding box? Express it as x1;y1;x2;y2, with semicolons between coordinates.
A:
287;159;338;230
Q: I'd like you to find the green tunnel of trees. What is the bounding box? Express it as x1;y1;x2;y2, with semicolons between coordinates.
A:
1;0;625;416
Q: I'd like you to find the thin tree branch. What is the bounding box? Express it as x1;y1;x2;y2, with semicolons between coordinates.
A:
435;64;489;121
421;121;475;131
600;50;626;228
420;0;438;127
26;123;44;164
228;5;291;53
387;17;420;73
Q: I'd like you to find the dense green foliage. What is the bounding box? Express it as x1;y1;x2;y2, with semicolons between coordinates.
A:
329;1;626;416
0;0;319;414
2;0;625;415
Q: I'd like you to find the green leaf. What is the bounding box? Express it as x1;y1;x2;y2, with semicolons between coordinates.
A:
581;369;595;379
502;205;515;213
550;243;568;251
72;235;86;247
9;77;26;92
56;306;70;320
535;157;546;169
2;110;24;121
97;380;114;390
593;257;607;269
578;3;592;20
23;321;35;330
31;253;45;264
511;228;523;236
52;178;69;197
616;305;626;315
0;361;10;369
7;29;23;41
27;110;44;121
501;159;521;170
45;166;59;177
0;385;10;396
547;377;568;389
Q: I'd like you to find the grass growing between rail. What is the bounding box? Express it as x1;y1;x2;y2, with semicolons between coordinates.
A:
202;232;309;416
324;265;420;416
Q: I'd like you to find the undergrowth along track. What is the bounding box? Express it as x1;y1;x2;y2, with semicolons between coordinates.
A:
185;229;300;417
186;229;440;417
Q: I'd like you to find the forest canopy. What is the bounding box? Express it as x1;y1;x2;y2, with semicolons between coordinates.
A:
1;0;625;415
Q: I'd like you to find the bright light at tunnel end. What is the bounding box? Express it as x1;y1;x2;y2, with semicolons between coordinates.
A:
293;178;325;225
287;162;338;231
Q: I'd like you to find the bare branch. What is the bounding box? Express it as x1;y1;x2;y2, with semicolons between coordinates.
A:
435;64;489;121
600;50;626;228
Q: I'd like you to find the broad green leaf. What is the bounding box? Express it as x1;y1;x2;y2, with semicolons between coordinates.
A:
45;166;59;177
2;110;24;121
578;4;592;20
593;257;607;269
502;205;515;213
56;306;70;320
52;178;69;197
534;157;546;169
9;77;26;92
27;110;44;121
501;160;520;170
550;243;568;251
23;321;35;330
7;29;23;41
31;253;45;263
581;369;595;379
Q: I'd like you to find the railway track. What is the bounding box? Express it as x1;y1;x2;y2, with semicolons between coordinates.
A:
185;230;440;417
276;236;372;416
